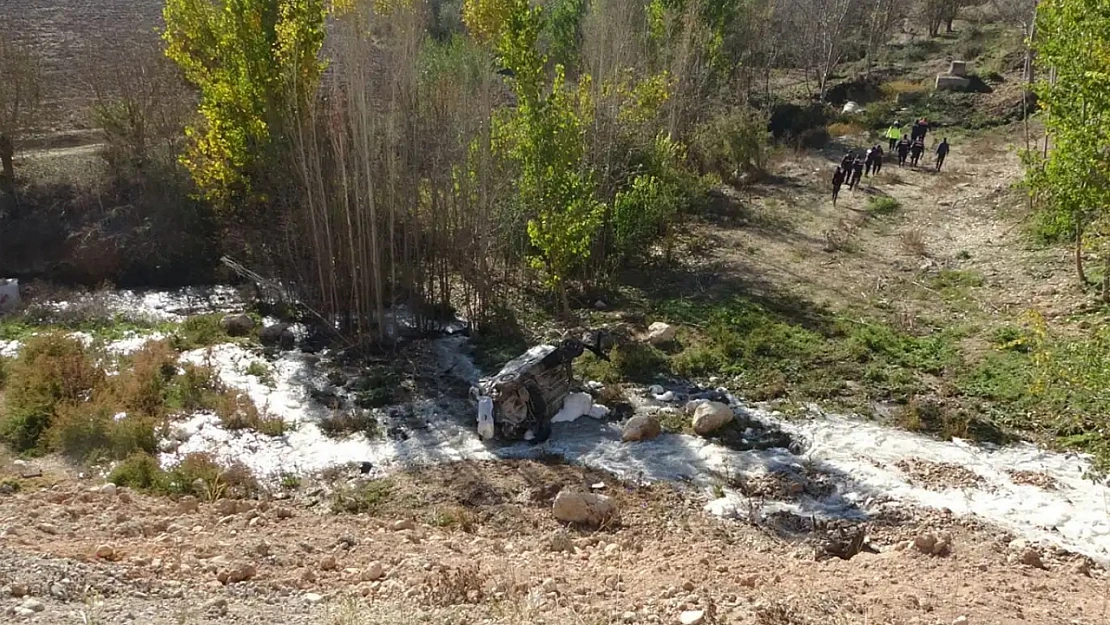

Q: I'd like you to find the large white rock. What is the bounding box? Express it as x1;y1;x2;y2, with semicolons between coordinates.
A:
552;490;616;526
622;415;662;442
692;401;734;436
841;101;863;114
643;322;677;345
680;610;705;625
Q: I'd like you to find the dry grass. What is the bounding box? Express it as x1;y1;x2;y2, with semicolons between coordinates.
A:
880;79;928;98
823;217;861;252
827;121;865;137
900;228;929;257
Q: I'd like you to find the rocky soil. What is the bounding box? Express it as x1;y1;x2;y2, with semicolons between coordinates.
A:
0;457;1105;625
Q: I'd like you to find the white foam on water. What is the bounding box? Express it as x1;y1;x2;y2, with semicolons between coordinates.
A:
161;343;496;477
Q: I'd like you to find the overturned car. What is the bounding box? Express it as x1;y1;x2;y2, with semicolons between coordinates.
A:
471;333;608;442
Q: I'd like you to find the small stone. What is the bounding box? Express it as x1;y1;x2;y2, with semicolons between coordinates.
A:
953;616;969;625
216;499;238;516
319;555;338;571
605;543;621;556
274;507;294;520
362;561;385;581
391;519;415;531
1020;548;1046;569
36;523;59;535
738;575;758;588
99;483;118;497
10;583;29;597
204;598;228;615
219;562;257;584
622;611;637;623
20;598;45;613
304;592;325;604
552;490;616;526
95;545;114;559
178;497;200;514
682;581;695;592
541;578;558;593
679;610;705;625
913;533;937;555
221;314;257;336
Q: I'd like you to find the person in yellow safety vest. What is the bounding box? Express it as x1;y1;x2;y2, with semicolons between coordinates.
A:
885;122;902;151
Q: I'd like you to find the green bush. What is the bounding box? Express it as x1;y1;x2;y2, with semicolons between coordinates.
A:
170;314;228;351
163;452;259;499
49;396;158;463
331;479;393;514
612;174;680;264
0;333;104;452
866;196;900;215
690;106;771;183
109;452;169;491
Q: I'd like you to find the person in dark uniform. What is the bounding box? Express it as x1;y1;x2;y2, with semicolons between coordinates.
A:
850;157;865;190
935;137;950;171
841;151;855;172
910;137;925;167
864;146;876;176
832;166;846;205
872;144;884;175
896;135;911;167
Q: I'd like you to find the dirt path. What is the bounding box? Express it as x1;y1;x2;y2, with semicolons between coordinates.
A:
694;127;1080;330
0;458;1107;625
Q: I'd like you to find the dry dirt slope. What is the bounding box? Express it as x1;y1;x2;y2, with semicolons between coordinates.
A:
0;457;1106;625
692;126;1077;328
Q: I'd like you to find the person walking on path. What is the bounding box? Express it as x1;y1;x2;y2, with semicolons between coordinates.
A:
935;137;950;171
841;151;855;172
864;146;876;176
886;123;901;151
850;157;865;190
897;135;911;167
832;166;846;205
872;144;884;175
910;137;925;167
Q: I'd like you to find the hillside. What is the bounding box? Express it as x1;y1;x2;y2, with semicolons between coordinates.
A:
4;0;1110;624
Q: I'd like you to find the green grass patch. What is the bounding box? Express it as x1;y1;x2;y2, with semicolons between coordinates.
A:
245;360;275;387
169;314;230;351
866;196;901;216
331;479;393;514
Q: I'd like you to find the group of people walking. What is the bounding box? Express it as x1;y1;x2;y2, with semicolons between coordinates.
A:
831;118;950;205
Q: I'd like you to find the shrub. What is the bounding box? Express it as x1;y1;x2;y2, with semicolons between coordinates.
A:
331;479;393;514
319;410;379;438
116;340;180;418
612;174;680;264
109;452;168;491
0;333;103;452
49;395;158;463
214;390;285;435
164;452;259;499
690;106;771;183
170;314;228;351
866;196;901;215
245;360;274;386
166;363;223;411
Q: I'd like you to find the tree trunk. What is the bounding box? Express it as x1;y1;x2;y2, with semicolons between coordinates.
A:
0;134;13;196
1102;251;1109;302
1075;222;1088;286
